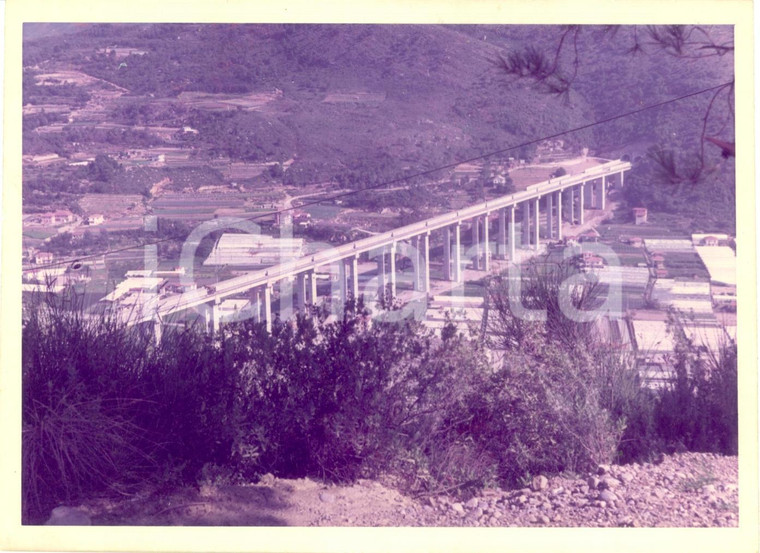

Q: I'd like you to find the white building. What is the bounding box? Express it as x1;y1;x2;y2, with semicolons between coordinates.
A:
203;233;305;267
651;279;714;314
694;245;736;286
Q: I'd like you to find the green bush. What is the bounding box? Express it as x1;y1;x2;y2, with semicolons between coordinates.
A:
22;291;244;522
224;300;488;492
654;335;738;455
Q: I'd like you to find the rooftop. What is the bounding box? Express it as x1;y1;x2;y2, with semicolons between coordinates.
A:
694;246;736;286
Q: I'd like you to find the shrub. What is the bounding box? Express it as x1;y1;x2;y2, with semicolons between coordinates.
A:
22;291;155;522
654;333;738;455
224;300;488;494
22;290;244;522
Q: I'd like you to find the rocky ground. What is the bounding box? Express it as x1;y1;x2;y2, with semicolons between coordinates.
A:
58;452;738;527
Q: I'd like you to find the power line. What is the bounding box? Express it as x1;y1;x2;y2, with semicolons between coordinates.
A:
24;81;732;273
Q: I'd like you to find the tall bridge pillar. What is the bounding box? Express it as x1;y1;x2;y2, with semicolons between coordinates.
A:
509;205;516;260
264;283;272;333
423;232;430;292
555;190;563;240
547;193;554;239
497;208;507;259
579;183;585;225
521;202;530;247
296;273;307;311
443;227;451;280
472;217;481;270
483;212;490;272
414;234;430;292
350;255;359;300
532;197;540;250
389;242;397;297
454;223;462;282
569;187;576;223
377;247;387;301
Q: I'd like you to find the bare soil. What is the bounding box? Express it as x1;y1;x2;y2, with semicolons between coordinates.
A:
75;452;738;528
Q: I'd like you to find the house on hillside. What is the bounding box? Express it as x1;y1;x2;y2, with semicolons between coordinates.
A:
55;210;75;224
577;228;600;242
633;207;648;225
34;252;54;265
691;233;730;247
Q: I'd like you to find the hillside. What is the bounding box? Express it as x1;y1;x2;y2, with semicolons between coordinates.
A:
22;24;735;230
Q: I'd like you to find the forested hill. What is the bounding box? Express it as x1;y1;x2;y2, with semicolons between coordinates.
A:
23;24;734;229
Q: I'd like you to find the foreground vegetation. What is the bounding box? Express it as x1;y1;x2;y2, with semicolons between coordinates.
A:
22;269;737;524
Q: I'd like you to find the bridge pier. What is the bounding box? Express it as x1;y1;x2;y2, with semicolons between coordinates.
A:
414;234;430;292
521;202;530;247
599;175;606;210
423;232;430;291
204;299;221;334
569;188;576;223
497;208;507;259
472;217;481;270
377;248;387;301
509;205;516;260
579;183;585;224
389;242;397;297
443;227;451;280
483;212;490;271
532;197;540;250
555;190;563;240
547;193;554;239
153;318;162;344
454;223;461;282
264;283;272;333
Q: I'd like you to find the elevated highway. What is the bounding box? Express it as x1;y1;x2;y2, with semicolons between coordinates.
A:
134;159;631;333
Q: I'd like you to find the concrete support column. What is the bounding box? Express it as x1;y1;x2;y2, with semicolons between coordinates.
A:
521;202;530;247
414;236;422;291
472;217;481;270
296;273;306;311
532;197;540;250
279;278;293;322
509;205;516;260
389;242;397;297
620;171;625;188
309;270;318;305
339;259;348;306
264;284;272;333
547;193;554;239
483;212;490;272
211;299;221;334
443;227;451;280
570;188;576;223
153;319;162;344
254;289;261;323
556;190;563;240
423;232;430;292
454;224;462;282
579;183;586;225
599;175;606;210
350;255;359;301
377;249;387;300
498;208;507;259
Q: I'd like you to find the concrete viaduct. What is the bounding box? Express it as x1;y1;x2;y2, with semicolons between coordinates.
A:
139;159;631;335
